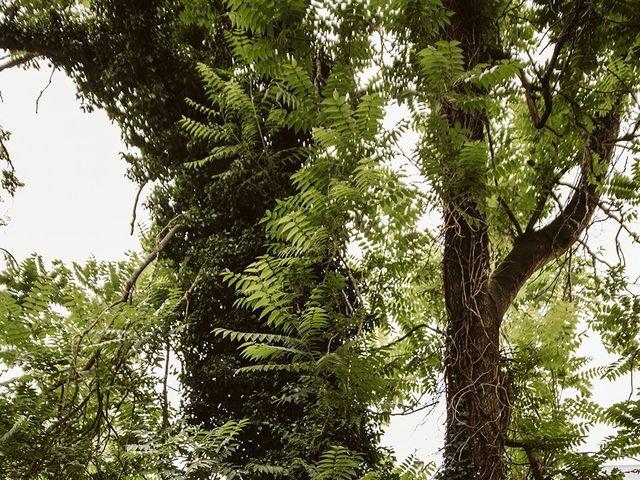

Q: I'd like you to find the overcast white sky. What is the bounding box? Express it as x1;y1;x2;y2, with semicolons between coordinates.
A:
0;65;144;264
0;64;637;469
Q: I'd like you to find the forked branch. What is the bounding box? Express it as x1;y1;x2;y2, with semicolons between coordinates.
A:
489;109;620;319
519;1;583;130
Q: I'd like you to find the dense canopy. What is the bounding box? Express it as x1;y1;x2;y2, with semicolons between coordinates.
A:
0;1;640;479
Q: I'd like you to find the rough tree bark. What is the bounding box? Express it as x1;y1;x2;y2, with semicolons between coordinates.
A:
440;3;507;478
439;2;621;479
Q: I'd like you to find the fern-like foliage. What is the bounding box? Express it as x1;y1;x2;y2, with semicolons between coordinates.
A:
312;445;364;480
0;254;183;478
180;0;441;477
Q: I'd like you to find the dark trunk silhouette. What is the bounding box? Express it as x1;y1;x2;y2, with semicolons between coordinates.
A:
439;2;620;478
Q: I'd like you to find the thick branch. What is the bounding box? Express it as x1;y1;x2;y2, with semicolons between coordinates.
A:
504;438;551;480
0;52;37;72
520;72;554;130
489;111;620;319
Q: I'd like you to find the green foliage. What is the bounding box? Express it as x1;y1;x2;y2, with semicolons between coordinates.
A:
588;267;640;462
313;446;364;480
176;2;442;477
505;298;608;478
418;40;465;93
0;254;181;478
174;0;426;477
392;455;435;480
3;0;640;479
0;254;269;479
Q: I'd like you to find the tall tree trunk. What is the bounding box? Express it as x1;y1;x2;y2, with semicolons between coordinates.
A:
442;200;506;480
440;2;507;478
438;3;620;478
440;116;508;479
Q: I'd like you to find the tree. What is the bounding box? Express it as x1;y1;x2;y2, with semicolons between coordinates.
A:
2;1;640;480
377;1;639;478
213;0;640;477
0;0;291;468
0;0;392;477
174;4;400;475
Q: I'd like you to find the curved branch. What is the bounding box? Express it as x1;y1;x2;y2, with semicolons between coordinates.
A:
489;110;620;319
116;223;183;305
0;246;17;266
129;181;147;236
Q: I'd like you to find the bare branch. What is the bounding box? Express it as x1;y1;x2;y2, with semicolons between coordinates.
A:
525;161;569;233
597;200;640;243
129;182;147;235
499;197;523;236
575;235;616;270
116;223;183;305
486;119;523;236
525;188;551;232
35;67;56;114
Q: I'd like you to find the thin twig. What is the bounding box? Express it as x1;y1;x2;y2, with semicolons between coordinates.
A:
162;338;171;429
129;182;147;235
35;67;56;114
0;134;15;172
376;322;444;351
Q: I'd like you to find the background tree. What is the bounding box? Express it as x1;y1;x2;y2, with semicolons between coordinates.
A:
0;0;396;477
